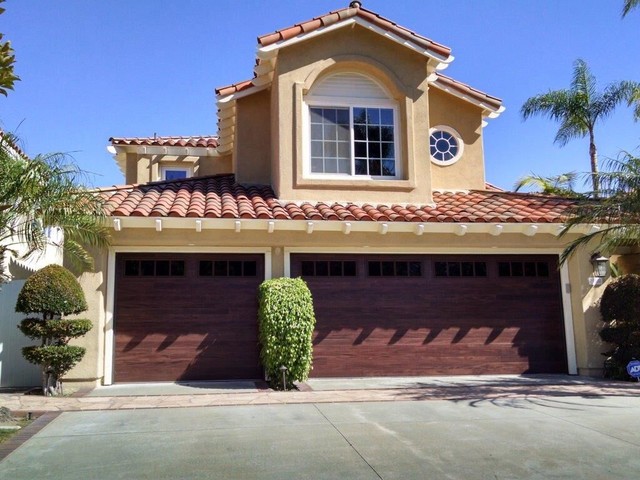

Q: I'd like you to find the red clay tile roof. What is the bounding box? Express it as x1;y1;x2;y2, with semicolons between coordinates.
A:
215;80;255;97
215;3;454;98
257;4;451;59
101;175;574;223
433;74;503;112
110;136;219;148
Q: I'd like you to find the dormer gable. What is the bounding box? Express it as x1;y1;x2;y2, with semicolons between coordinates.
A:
215;2;503;204
107;136;230;185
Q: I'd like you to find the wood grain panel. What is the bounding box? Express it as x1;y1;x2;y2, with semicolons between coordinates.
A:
292;254;567;377
114;253;263;382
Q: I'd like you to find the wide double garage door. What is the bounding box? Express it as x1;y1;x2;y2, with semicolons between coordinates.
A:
114;253;567;382
291;254;568;377
114;253;264;382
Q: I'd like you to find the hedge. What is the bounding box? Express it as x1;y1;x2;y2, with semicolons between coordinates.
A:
258;277;315;389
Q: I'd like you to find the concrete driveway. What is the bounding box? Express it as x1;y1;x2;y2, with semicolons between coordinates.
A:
1;393;639;479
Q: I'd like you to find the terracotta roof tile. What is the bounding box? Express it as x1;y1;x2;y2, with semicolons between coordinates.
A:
100;175;575;224
110;136;218;148
433;74;503;112
256;5;451;60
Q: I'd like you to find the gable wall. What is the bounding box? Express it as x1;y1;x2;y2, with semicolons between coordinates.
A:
428;88;486;190
271;24;432;203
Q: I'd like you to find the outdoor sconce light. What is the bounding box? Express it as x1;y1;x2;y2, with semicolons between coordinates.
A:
591;253;609;278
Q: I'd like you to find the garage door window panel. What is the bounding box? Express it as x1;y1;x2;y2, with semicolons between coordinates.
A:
499;261;549;278
435;261;487;277
368;261;422;277
199;260;257;277
124;260;185;277
301;260;357;277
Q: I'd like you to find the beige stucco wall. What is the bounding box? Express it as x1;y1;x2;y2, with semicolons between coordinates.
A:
123;152;232;185
428;88;486;190
235;89;272;185
71;223;608;385
62;250;108;389
269;24;434;204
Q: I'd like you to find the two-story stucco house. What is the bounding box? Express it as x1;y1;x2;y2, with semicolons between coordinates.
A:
68;2;606;387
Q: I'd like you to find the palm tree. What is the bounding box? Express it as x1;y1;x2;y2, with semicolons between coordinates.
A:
521;59;639;195
622;0;640;17
559;152;640;264
0;133;110;284
514;172;579;197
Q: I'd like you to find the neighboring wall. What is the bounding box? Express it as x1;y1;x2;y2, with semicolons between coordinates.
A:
0;280;40;388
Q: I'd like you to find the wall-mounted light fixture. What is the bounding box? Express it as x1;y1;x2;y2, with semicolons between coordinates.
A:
591;252;609;278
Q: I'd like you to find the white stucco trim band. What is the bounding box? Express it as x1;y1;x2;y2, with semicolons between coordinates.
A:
103;246;272;385
109;216;588;237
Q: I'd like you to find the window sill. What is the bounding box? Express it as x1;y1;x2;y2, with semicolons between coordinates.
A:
295;177;416;191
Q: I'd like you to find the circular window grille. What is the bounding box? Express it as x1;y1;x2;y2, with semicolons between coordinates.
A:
430;128;462;165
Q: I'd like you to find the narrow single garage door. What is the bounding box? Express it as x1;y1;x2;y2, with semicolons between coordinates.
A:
114;253;264;382
291;254;567;377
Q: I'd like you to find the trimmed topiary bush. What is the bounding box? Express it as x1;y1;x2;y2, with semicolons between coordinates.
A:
258;277;315;390
16;264;92;395
599;274;640;380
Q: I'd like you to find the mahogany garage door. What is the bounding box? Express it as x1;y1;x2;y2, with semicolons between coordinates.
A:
114;253;264;382
291;254;567;377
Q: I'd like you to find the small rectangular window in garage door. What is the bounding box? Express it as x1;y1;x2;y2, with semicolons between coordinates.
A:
198;260;257;277
368;261;422;277
498;261;549;277
301;261;357;277
124;260;185;276
434;261;487;277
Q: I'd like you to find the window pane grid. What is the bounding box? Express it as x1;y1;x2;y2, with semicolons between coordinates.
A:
300;261;357;277
310;106;395;177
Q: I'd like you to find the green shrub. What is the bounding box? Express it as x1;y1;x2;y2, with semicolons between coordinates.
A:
16;264;87;317
15;264;91;395
19;318;92;342
258;277;316;389
22;345;86;379
599;274;640;380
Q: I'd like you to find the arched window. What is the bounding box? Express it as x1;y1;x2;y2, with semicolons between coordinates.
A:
305;72;399;178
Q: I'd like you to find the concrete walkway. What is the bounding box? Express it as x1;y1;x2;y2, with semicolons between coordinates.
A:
2;391;640;479
1;375;638;413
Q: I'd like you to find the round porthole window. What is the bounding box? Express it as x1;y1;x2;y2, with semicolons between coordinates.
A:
430;126;463;165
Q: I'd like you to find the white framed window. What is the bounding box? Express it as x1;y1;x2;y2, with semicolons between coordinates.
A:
429;125;463;166
305;72;400;179
160;165;192;181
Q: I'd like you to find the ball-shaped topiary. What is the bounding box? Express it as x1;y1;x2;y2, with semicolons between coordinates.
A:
16;264;88;318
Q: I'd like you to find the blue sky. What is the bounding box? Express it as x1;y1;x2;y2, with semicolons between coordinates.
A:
2;0;639;191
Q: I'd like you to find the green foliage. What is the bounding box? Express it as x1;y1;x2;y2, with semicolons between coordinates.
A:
0;1;20;97
16;265;88;317
514;172;581;197
560;154;640;263
15;265;91;395
258;277;316;389
0;133;111;285
623;0;640;18
19;318;92;342
521;59;639;194
22;345;86;379
598;274;640;380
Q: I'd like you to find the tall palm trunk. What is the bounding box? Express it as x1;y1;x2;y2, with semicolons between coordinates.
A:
589;129;599;195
